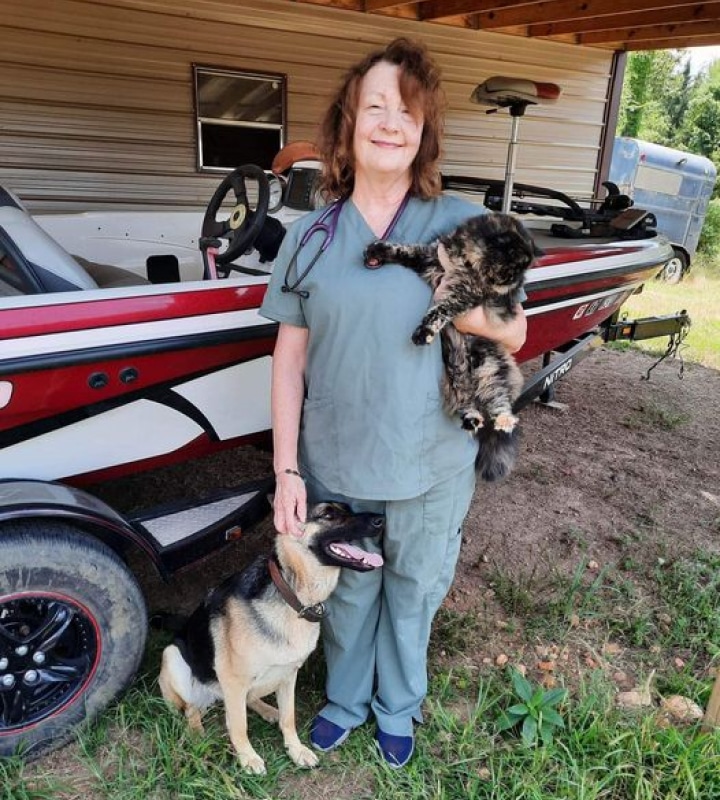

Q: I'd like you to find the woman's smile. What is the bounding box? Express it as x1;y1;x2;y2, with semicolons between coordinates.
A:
353;61;423;180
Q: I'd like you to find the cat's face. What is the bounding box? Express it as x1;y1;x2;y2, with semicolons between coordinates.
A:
488;220;537;284
457;214;538;286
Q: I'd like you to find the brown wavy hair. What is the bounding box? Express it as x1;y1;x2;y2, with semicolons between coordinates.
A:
316;37;445;201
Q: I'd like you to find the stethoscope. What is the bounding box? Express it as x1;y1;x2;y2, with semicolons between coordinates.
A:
282;198;347;299
281;192;410;299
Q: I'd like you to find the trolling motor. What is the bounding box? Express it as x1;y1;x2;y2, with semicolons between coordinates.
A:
470;77;562;214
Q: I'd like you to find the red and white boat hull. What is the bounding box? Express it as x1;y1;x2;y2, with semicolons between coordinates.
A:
0;280;276;483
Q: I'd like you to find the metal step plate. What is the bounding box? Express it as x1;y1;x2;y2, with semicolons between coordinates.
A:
129;477;273;574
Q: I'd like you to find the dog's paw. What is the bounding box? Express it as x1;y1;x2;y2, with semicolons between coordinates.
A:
288;743;320;769
364;241;390;269
493;412;518;433
411;325;435;346
249;698;279;724
238;747;267;775
185;707;206;733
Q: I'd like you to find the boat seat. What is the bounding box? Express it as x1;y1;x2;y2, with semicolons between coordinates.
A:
72;255;151;289
471;77;561;111
0;187;149;291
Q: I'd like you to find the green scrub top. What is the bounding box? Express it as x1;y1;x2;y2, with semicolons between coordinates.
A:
260;193;483;501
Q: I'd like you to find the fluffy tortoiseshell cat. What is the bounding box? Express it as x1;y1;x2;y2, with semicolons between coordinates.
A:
364;212;538;482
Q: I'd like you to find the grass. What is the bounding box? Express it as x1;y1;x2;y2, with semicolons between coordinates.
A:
615;255;720;371
14;547;720;800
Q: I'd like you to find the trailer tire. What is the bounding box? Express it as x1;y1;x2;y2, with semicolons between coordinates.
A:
0;521;147;760
661;250;688;284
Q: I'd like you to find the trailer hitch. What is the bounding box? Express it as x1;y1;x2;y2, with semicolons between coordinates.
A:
605;309;692;381
604;309;691;344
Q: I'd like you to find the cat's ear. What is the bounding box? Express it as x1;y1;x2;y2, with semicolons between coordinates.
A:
437;241;452;271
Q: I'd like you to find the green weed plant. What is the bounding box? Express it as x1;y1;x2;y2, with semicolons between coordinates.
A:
496;669;568;747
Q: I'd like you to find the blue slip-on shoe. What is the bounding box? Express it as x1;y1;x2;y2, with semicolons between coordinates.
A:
310;715;351;752
375;728;415;769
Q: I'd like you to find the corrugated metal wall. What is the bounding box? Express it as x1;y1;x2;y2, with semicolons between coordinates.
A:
0;0;614;213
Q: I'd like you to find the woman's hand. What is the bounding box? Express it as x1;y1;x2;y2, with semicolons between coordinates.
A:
273;471;307;537
453;303;527;353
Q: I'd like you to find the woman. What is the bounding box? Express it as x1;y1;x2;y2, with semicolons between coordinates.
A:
260;37;526;768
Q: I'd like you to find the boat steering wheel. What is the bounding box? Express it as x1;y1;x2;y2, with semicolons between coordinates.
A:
201;165;270;267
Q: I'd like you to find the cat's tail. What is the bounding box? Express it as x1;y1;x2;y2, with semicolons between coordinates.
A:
475;425;520;482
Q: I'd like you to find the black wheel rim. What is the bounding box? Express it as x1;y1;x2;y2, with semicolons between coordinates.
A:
0;593;100;733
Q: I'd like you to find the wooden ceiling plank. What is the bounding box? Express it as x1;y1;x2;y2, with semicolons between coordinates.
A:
529;2;720;37
620;32;720;48
293;0;363;9
419;0;537;21
363;0;419;10
579;18;720;44
474;0;698;29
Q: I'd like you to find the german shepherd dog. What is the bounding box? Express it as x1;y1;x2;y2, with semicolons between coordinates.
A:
364;212;537;482
158;502;384;774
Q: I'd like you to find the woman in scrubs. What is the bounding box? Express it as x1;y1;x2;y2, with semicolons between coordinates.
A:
260;37;526;768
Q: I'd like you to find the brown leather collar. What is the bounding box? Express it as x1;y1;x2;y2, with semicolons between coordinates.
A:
268;555;326;623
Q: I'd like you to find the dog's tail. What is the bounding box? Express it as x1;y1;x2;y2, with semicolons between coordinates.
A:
475;425;519;482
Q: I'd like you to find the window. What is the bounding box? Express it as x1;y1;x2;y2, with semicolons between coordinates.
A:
193;66;286;172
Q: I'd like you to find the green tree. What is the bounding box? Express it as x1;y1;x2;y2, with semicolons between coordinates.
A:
618;52;656;138
666;60;694;146
677;69;720;160
676;61;720;198
618;50;686;143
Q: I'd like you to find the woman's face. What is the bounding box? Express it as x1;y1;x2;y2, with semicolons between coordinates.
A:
353;61;424;183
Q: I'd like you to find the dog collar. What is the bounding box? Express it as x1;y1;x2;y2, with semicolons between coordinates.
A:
268;556;327;623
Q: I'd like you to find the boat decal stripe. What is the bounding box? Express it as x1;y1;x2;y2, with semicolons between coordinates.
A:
152;389;220;443
0;355;265;449
0;308;267;359
525;259;666;292
0;323;278;377
523;284;634;316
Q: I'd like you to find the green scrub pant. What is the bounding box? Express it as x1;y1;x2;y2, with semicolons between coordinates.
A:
304;463;476;737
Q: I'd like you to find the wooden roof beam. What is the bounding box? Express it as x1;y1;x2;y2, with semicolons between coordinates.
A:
419;1;538;21
578;18;720;45
364;0;420;9
473;0;698;29
619;32;720;48
294;0;363;9
529;2;720;37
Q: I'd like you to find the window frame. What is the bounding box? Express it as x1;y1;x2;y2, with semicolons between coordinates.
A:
192;64;287;174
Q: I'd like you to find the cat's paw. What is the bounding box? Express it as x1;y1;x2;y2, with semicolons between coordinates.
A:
411;325;436;346
461;411;484;433
493;412;518;433
364;241;391;269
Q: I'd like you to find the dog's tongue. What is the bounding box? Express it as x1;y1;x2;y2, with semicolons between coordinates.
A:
333;543;384;568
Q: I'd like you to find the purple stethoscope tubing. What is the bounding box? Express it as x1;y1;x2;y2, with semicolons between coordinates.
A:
281;193;409;298
281;198;347;298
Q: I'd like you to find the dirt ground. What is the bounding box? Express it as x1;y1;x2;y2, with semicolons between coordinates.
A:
91;344;720;690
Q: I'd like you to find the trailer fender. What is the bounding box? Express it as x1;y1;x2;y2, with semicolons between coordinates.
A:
0;479;159;569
